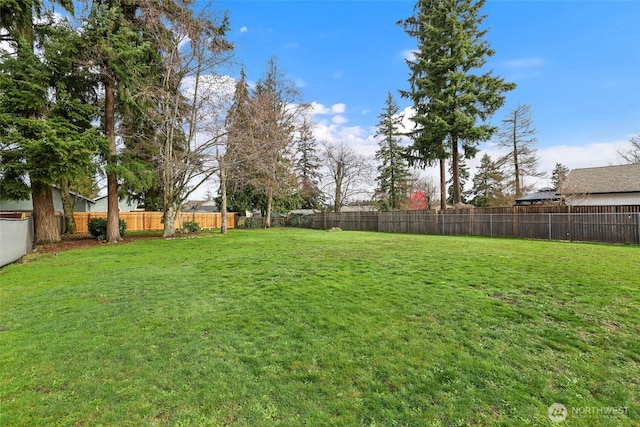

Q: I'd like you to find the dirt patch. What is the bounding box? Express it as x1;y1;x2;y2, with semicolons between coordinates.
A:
34;233;165;254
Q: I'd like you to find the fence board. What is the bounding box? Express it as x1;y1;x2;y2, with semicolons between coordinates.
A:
73;212;237;233
314;206;640;244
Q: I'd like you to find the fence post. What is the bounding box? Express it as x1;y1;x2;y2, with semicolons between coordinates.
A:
637;213;640;244
490;214;493;238
548;213;552;241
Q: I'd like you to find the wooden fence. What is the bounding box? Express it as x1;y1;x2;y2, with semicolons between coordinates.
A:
73;212;237;233
314;205;640;244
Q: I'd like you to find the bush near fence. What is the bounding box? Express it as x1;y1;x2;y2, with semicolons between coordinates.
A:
73;212;237;233
314;205;640;245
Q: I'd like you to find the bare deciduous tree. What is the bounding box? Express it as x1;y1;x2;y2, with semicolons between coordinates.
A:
321;141;373;212
496;104;545;197
138;8;233;237
617;134;640;164
224;59;308;227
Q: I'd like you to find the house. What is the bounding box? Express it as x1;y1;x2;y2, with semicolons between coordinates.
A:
87;195;141;212
515;188;564;206
562;164;640;206
340;205;378;213
0;187;94;213
1;188;142;213
182;200;218;213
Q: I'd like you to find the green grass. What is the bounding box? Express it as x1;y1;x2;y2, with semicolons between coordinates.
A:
1;229;638;426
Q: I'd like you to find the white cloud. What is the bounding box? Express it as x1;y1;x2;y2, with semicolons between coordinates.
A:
240;26;248;33
331;103;346;114
503;57;545;69
332;115;348;125
310;102;346;116
402;49;417;62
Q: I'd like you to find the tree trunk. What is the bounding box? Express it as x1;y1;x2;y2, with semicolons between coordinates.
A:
334;162;343;213
163;205;177;237
104;78;122;243
451;135;461;205
265;187;272;228
513;130;521;197
59;179;77;234
220;166;228;235
439;158;446;211
31;180;61;244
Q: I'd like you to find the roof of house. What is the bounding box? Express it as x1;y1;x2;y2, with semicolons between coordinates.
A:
516;188;562;203
563;164;640;194
340;205;378;213
288;209;320;215
183;200;218;212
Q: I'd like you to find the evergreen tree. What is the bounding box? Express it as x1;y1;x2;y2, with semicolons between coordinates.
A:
375;92;410;210
224;68;263;214
399;0;515;207
495;103;543;196
226;59;308;226
550;163;570;190
447;158;470;204
294;116;323;209
0;3;101;244
81;0;154;242
470;153;505;207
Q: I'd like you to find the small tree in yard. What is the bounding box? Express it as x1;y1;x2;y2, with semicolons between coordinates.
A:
322;141;373;212
470;153;506;207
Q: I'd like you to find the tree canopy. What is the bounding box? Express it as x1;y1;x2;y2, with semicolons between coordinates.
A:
399;0;515;207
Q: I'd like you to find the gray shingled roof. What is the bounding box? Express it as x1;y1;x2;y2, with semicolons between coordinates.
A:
516;189;561;202
563;164;640;194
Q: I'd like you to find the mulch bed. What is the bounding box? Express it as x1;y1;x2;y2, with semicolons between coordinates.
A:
35;233;165;254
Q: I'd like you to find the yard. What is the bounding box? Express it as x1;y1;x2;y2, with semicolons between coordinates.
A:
0;229;638;426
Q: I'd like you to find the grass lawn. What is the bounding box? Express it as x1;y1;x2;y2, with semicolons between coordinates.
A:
1;229;638;426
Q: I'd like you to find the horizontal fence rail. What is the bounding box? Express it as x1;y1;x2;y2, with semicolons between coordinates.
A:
73;212;237;233
314;206;640;245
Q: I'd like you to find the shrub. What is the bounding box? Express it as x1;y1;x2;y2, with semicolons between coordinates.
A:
182;221;200;233
287;214;315;228
88;218;127;240
242;217;264;229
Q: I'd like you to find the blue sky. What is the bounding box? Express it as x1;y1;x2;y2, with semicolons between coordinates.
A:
212;0;640;187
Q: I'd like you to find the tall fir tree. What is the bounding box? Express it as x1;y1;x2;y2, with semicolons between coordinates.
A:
0;1;101;243
375;92;410;210
447;158;470;204
81;0;154;242
399;0;515;208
